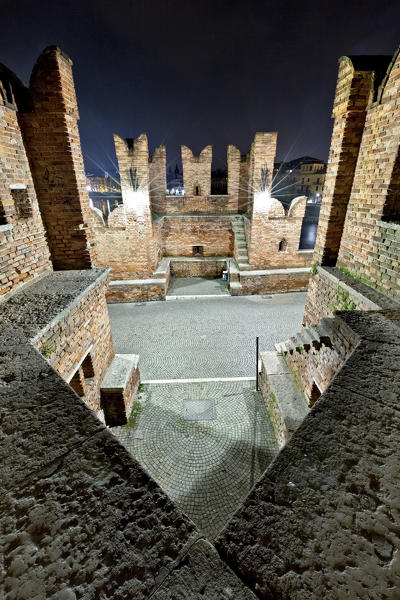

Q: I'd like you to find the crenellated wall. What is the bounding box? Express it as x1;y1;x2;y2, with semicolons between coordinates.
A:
181;144;212;197
312;50;400;301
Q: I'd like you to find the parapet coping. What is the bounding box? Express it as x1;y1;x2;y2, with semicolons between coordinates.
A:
30;268;110;345
318;266;393;310
153;257;171;276
239;267;311;277
376;219;400;231
100;353;139;391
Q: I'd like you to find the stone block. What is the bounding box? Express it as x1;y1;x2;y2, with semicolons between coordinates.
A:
100;354;140;426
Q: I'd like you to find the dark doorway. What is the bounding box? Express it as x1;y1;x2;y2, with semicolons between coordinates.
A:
310;381;322;406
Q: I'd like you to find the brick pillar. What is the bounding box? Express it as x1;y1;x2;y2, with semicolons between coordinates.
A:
227;145;241;211
238;152;250;213
113;133;159;275
149;145;167;212
247;132;278;266
20;46;96;270
181;145;212;197
313;57;374;266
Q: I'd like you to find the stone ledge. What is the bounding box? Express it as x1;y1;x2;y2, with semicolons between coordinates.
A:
239;267;311;276
0;223;13;233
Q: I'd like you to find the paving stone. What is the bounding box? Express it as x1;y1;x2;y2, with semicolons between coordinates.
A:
112;380;278;540
108;292;306;380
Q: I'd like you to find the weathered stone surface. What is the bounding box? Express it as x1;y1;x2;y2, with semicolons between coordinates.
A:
216;311;400;599
0;430;199;599
153;539;257;599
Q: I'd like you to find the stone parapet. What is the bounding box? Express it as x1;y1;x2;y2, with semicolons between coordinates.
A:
303;265;399;328
216;310;400;598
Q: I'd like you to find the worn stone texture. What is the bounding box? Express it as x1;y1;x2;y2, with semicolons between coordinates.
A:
216;311;400;599
153;540;257;599
0;429;200;599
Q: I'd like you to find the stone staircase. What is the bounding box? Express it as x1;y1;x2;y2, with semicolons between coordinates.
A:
231;216;251;270
275;317;335;355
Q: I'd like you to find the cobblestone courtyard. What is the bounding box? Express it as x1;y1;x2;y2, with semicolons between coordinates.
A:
109;290;306;538
108;291;306;380
112;380;278;539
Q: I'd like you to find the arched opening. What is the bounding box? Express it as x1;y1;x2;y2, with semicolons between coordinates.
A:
382;146;400;223
278;239;287;252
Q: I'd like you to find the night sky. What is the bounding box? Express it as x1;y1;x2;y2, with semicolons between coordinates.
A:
1;0;399;174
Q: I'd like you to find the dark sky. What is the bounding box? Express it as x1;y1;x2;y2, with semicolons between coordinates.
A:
1;0;399;174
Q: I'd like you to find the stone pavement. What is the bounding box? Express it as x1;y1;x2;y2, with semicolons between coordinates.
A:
166;276;229;296
109;292;304;539
108;291;307;380
112;380;278;540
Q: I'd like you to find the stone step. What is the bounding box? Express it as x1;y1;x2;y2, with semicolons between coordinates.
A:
238;262;251;270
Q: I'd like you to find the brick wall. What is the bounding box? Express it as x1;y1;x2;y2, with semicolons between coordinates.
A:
152;194;239;215
313;57;374;266
181;145;212;197
238;269;310;295
284;316;358;404
161;216;234;257
110;134;161;276
248;196;312;269
336;50;400;299
19;46;96;270
93;206;160;278
34;273;114;413
302;266;394;328
170;258;226;277
0;73;52;296
227;145;241;209
149;145;167;210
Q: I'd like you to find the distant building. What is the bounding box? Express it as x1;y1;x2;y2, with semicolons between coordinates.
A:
166;165;184;195
273;156;326;206
86;172;120;193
